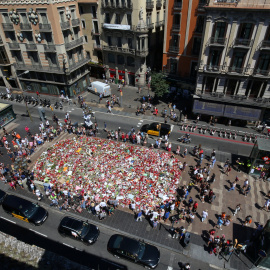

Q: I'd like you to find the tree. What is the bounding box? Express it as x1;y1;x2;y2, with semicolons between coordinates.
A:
150;72;170;98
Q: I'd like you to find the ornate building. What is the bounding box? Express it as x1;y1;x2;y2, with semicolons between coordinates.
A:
194;0;270;124
0;0;90;96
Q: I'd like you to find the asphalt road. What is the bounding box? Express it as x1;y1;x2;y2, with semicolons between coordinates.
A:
7;99;253;159
0;200;213;270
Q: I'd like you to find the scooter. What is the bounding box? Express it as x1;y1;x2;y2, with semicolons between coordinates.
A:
243;133;247;142
228;131;232;139
248;134;252;142
233;131;237;140
224;130;227;138
199;127;203;133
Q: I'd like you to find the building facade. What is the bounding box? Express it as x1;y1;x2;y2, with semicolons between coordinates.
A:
194;0;270;124
0;0;90;97
162;0;206;90
100;0;165;86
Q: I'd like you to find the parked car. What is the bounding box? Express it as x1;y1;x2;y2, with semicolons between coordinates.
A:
141;122;171;137
2;195;48;225
107;234;160;269
58;216;99;245
0;189;6;204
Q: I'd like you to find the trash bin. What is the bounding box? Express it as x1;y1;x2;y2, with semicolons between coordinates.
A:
183;232;190;248
115;78;118;84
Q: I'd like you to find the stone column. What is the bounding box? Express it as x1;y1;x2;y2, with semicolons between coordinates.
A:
216;77;226;93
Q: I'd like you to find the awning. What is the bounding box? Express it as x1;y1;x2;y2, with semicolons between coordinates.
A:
224;105;261;121
193;100;225;116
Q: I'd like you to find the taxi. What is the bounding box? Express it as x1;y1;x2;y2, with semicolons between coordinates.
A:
141;122;171;137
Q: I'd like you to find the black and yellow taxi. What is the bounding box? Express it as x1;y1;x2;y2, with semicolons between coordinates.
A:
2;195;48;225
141;122;171;137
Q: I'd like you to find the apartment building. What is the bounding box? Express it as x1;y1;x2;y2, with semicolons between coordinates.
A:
0;0;90;97
100;0;165;86
162;0;206;89
194;0;270;124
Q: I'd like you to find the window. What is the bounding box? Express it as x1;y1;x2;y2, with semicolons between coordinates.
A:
86;51;90;59
79;6;84;15
46;52;58;67
238;23;253;39
127;56;135;66
265;26;270;41
230;51;246;70
157;12;160;23
128;38;133;49
0;47;9;65
171;35;179;47
59;11;65;22
73;28;79;39
92;6;97;18
71;9;76;20
117;37;122;48
142;38;145;50
40;13;49;24
173;14;181;26
115;14;121;24
108;53;115;63
195;16;204;33
20;13;28;23
28;52;40;65
212;22;227;39
256;53;270;71
24;31;34;43
84;35;88;43
146;13;151;26
127;14;132;26
44;32;53;44
169;58;177;74
105;13;110;24
81;19;85;29
208;49;222;67
2;13;11;23
117;55;124;65
12;51;23;63
108;36;112;46
192;37;201;55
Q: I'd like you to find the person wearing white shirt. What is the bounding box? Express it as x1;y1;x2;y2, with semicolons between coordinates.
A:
201;210;208;222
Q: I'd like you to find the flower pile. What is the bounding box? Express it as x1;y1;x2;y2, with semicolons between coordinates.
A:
34;137;181;208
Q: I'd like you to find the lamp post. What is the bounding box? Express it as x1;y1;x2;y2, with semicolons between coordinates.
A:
17;70;33;122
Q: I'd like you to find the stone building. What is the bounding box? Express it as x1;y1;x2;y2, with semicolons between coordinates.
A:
194;0;270;124
0;0;90;97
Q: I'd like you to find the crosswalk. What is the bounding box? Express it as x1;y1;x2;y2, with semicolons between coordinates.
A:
137;119;144;128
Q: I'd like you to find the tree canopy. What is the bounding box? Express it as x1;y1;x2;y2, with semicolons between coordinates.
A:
150;72;170;98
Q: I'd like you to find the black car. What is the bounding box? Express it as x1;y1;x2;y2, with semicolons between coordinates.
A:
58;216;100;245
0;189;6;204
2;195;48;225
141;122;171;137
107;234;160;269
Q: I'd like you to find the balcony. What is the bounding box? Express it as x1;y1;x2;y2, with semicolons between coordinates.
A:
68;57;90;72
25;43;37;51
0;37;3;45
20;23;32;30
14;63;64;74
93;44;102;50
65;36;84;50
147;23;154;30
92;29;100;36
259;40;270;50
202;65;222;73
227;66;244;74
233;38;253;48
39;23;52;32
156;0;162;8
44;44;56;52
146;1;154;9
155;21;164;27
172;24;181;31
61;21;70;30
136;49;149;57
8;42;20;50
2;23;13;30
208;37;227;46
169;46;179;53
71;18;80;27
102;45;135;55
174;2;182;10
252;68;270;77
102;1;115;9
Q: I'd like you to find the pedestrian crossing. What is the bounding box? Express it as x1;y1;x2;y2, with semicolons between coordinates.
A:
137;119;144;128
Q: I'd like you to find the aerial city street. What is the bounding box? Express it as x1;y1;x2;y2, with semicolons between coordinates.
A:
0;0;269;270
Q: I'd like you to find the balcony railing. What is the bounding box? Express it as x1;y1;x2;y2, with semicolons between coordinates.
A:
169;46;179;53
172;24;181;31
146;1;154;9
14;63;64;73
156;0;162;8
92;29;100;35
25;43;37;50
259;40;270;50
71;18;80;27
227;66;244;74
102;45;135;55
155;20;164;27
61;21;70;30
20;23;32;30
68;57;90;72
253;68;270;76
203;65;222;72
65;36;84;50
2;23;13;30
43;44;56;52
208;37;227;46
93;44;102;50
39;23;52;31
233;38;253;47
147;23;154;30
174;2;182;9
8;42;20;50
136;50;149;57
102;0;115;8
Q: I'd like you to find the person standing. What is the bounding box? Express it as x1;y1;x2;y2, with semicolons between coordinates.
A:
136;209;143;221
243;215;252;226
183;148;187;158
201;210;208;222
104;122;107;132
216;217;224;230
228;182;236;192
245;185;251;197
233;204;241;216
262;199;270;212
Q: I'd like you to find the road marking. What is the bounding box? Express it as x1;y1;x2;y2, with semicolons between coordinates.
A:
29;229;47;238
0;216;16;224
75;247;83;251
94;110;151;121
139;120;143;122
168;252;175;269
137;122;142;125
167;267;173;270
171;125;174;132
63;243;74;248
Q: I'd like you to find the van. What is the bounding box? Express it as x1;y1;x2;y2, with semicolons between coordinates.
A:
88;81;111;97
2;195;48;225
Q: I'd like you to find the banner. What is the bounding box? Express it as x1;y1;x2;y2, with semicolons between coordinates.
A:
103;23;131;30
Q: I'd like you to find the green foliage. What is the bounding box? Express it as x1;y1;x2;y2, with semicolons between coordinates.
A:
150;72;169;97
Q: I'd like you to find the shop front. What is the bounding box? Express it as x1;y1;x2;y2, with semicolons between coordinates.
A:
249;138;270;178
0;103;16;128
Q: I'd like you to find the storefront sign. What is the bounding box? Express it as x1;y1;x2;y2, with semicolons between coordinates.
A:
103;23;131;30
224;105;261;121
193;100;225;116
